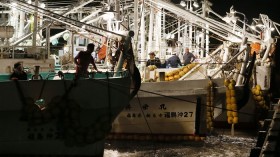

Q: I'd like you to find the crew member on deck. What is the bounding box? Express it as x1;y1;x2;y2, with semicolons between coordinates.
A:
74;43;100;79
10;62;27;80
146;52;161;68
167;53;182;68
183;47;196;65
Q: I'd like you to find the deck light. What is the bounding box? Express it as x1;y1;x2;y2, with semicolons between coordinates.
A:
256;18;264;28
180;1;186;7
193;0;199;8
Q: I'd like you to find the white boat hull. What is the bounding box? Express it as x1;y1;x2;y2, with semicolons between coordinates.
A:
111;78;227;137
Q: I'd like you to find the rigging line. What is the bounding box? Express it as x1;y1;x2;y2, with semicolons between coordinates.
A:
14;0;125;38
106;71;113;122
136;60;251;64
136;94;154;134
135;93;158;156
38;80;47;99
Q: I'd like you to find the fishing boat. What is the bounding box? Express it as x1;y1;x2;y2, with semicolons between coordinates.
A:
0;1;142;156
110;0;279;140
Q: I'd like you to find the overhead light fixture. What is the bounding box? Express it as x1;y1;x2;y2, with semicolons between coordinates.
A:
270;23;275;31
11;2;17;7
229;6;235;14
166;33;171;39
103;12;114;21
40;3;45;8
100;6;115;21
222;13;237;24
256;19;264;28
180;1;186;7
63;33;70;40
250;21;256;30
193;0;199;8
51;38;58;45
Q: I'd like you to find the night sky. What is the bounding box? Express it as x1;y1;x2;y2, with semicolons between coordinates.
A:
210;0;280;23
172;0;280;24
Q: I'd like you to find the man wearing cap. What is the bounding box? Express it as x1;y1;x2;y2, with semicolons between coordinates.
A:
10;62;27;80
146;52;161;68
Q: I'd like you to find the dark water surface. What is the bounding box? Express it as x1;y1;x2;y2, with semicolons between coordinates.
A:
104;129;257;157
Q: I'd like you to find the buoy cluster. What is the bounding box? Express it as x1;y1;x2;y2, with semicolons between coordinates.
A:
206;80;214;132
164;63;197;81
251;84;269;110
107;133;206;141
224;79;238;124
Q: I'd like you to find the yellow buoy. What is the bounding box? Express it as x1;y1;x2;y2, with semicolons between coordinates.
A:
256;96;263;101
169;76;174;81
230;90;236;97
227;117;233;124
230;79;236;86
227;111;232;117
226;90;231;98
232;111;238;117
174;74;180;80
228;83;234;90
226;98;231;104
224;79;230;87
226;104;231;110
230;97;236;104
179;71;185;77
233;117;238;124
231;104;237;110
255;84;261;91
254;89;260;96
200;136;206;141
194;136;201;141
189;135;195;141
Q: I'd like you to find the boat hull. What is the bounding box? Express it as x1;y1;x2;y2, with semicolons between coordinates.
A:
111;78;227;137
0;78;131;156
111;78;256;138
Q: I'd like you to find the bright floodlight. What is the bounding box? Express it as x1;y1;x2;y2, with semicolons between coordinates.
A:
180;1;186;7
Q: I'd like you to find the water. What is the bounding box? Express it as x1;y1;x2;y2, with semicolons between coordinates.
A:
104;129;257;157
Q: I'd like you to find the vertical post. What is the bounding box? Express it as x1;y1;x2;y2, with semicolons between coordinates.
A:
140;3;145;67
155;6;162;52
133;0;138;59
19;10;25;39
71;32;75;63
147;6;154;54
46;24;50;58
115;0;120;31
33;0;38;48
236;37;248;86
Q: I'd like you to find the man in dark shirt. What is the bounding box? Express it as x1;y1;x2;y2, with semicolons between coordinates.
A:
167;53;182;68
146;52;161;68
10;62;27;80
74;43;99;78
183;47;196;65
